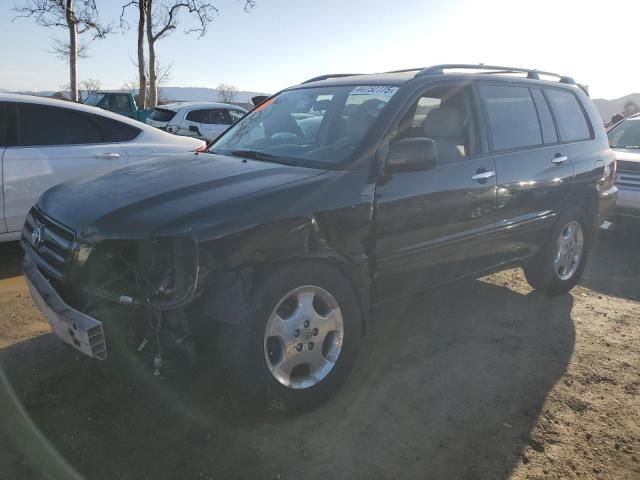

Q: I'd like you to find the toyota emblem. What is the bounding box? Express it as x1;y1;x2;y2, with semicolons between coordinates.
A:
31;224;44;248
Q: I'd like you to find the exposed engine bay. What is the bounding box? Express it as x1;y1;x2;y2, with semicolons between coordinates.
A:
73;237;215;374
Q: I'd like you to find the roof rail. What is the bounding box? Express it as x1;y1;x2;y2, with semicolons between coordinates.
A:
384;67;425;74
415;64;576;85
301;73;363;84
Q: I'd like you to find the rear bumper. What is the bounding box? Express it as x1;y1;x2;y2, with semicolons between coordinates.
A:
23;255;107;359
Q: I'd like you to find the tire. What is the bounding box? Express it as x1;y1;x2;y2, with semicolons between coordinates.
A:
219;261;362;413
523;206;592;296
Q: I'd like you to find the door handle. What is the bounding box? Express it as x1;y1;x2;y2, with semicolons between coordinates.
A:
471;170;496;181
552;154;568;165
93;153;121;159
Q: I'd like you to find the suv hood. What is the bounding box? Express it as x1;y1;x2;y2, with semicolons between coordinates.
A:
38;154;327;241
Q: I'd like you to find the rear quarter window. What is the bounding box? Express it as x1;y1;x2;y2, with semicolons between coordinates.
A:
544;89;592;142
91;115;140;142
149;108;177;122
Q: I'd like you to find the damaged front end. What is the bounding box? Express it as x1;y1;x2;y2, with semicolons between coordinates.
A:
25;231;215;372
74;237;214;370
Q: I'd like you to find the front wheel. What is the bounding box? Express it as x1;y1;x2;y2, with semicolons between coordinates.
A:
524;206;591;295
220;261;362;413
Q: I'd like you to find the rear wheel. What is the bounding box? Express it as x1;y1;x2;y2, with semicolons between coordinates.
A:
524;206;591;295
220;261;362;412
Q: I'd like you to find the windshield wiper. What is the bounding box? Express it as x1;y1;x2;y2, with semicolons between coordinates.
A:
229;149;297;165
613;145;640;150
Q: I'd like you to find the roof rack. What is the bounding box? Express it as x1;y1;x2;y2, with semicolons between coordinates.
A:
301;73;363;84
415;64;577;85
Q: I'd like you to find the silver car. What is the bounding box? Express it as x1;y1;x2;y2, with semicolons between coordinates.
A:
146;101;247;142
608;114;640;222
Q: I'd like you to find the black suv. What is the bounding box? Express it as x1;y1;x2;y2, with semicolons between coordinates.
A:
22;64;617;411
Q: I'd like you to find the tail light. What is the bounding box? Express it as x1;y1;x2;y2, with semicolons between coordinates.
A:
604;158;617;189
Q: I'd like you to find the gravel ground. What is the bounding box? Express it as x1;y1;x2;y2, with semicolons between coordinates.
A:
0;228;638;480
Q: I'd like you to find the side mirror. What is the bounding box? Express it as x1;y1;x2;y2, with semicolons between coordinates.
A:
386;138;437;173
188;125;202;136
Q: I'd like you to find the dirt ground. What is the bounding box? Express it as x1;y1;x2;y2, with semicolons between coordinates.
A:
0;229;638;480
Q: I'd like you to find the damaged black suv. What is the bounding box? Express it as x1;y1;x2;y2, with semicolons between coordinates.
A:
22;65;617;411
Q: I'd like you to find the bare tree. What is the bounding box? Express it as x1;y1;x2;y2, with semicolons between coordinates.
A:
217;83;238;103
120;0;148;108
121;79;139;94
122;60;172;105
79;78;101;99
14;0;112;102
143;0;255;107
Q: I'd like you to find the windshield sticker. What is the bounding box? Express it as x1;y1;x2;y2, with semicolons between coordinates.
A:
349;86;399;97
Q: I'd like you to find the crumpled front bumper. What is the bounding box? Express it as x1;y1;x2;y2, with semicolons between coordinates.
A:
23;255;107;360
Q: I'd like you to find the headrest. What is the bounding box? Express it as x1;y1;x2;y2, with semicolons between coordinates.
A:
423;107;464;138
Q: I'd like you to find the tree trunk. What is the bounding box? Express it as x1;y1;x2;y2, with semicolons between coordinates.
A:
66;0;79;102
145;0;158;108
137;0;147;109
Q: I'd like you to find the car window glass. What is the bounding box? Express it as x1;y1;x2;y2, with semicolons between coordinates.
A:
109;94;131;113
228;109;245;123
91;115;140;142
149;108;177;122
84;93;105;107
531;89;558;144
212;85;398;167
545;89;591;142
0;103;6;147
18;104;103;146
390;84;476;164
608;119;640;149
185;109;203;123
208;109;230;125
479;84;542;151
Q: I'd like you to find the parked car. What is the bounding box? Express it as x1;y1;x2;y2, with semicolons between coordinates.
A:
0;93;206;242
83;91;153;122
607;113;640;223
146;102;247;142
22;65;616;412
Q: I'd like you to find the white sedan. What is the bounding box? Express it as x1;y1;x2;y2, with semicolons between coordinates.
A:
146;102;247;142
0;93;206;242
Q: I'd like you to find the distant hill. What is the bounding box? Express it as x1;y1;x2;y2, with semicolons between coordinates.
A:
592;93;640;122
159;86;267;103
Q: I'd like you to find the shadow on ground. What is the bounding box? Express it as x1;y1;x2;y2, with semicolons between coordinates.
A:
0;277;575;480
581;225;640;302
0;241;23;281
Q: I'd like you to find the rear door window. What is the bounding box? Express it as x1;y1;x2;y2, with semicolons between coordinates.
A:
479;84;542;151
187;109;231;125
149;108;177;122
17;104;103;146
531;89;558;144
545;89;591;142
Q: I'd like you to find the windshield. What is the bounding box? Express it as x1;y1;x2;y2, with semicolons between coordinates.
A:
84;93;105;106
608;118;640;149
210;85;399;168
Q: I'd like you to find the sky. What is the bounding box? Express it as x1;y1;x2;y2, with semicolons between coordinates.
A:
0;0;638;99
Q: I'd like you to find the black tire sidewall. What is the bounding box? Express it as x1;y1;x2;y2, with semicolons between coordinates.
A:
224;261;362;413
526;206;591;295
